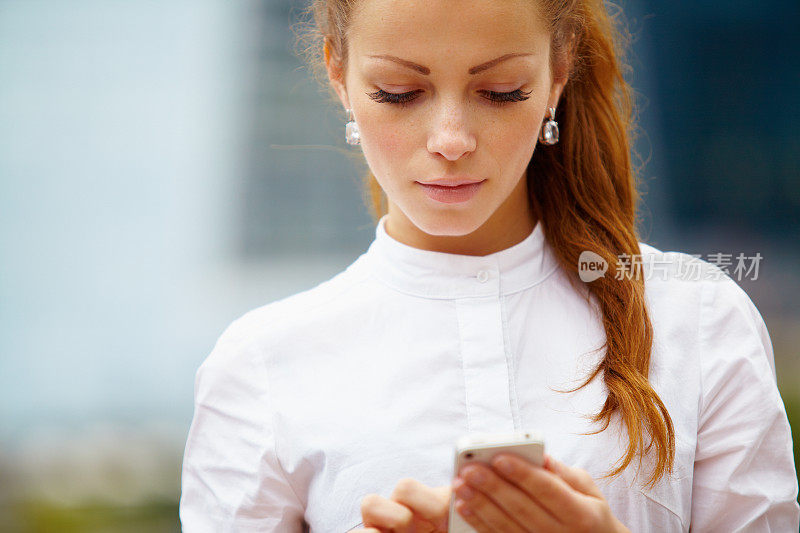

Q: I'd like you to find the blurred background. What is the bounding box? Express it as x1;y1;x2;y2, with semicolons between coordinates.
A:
0;0;797;531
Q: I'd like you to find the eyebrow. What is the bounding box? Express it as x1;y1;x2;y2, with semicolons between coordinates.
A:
366;52;533;75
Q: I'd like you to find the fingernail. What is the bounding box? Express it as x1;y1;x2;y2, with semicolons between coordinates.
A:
455;483;475;500
456;499;473;516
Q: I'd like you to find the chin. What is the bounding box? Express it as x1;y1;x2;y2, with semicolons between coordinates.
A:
407;209;486;237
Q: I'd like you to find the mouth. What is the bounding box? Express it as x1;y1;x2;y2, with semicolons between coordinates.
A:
416;178;485;187
416;179;486;204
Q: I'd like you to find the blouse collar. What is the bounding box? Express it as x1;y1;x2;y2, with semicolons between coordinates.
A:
364;214;560;299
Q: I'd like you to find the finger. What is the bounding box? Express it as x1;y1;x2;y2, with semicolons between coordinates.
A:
489;453;585;520
454;498;494;533
453;498;496;533
543;454;604;498
360;493;415;532
452;482;528;533
455;468;559;532
390;478;450;530
350;529;382;533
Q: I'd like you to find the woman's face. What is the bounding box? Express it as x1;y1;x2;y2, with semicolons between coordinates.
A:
326;0;566;254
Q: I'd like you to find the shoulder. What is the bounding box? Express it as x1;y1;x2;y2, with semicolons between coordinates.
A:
635;241;774;376
199;255;375;372
635;241;762;309
631;242;711;332
636;241;767;319
636;241;720;286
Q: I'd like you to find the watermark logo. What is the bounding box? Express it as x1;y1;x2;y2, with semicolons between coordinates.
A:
578;250;763;282
578;251;608;282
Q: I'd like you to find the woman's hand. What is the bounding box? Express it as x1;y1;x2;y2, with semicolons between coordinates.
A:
354;478;450;532
353;453;629;532
452;453;630;532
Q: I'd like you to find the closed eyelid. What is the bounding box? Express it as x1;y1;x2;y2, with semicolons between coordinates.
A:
366;87;531;106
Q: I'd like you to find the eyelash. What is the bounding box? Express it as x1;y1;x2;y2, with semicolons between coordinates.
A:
366;88;532;108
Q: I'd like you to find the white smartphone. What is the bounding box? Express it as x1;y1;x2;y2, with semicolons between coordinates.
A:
447;431;545;533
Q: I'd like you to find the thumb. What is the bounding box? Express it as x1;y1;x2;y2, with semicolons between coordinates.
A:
389;480;451;532
424;485;451;531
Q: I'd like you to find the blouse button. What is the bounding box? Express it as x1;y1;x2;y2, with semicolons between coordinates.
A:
476;270;490;283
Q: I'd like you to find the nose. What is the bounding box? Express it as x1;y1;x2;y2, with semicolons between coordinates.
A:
426;101;477;161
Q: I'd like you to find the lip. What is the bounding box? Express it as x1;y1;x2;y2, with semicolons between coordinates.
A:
416;177;485;187
417;179;486;204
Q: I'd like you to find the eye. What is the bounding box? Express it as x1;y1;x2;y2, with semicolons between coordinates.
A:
366;88;533;108
366;89;423;108
479;88;533;106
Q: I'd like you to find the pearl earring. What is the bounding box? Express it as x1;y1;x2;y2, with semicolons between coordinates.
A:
538;106;559;145
345;108;360;145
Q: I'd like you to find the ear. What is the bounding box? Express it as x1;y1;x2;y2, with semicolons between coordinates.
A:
548;70;567;111
323;37;350;110
548;33;575;110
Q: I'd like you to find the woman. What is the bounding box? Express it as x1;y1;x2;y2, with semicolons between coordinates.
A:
179;0;800;531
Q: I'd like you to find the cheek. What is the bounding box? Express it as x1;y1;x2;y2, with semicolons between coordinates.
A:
358;113;414;172
489;112;542;161
371;127;404;155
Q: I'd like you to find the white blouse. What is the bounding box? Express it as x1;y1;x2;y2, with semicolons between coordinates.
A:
179;215;799;532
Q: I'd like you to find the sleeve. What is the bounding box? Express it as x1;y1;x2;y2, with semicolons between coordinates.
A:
690;271;800;531
179;324;306;532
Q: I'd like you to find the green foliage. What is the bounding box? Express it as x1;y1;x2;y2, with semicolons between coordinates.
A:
2;501;179;533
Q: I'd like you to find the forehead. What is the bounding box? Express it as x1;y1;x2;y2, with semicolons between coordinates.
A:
347;0;551;70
